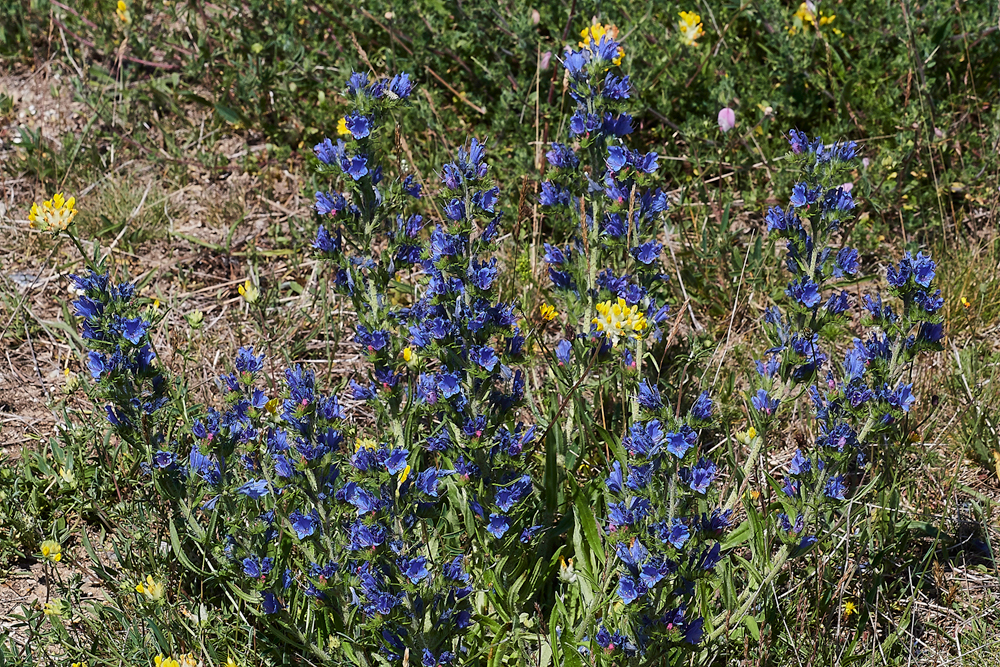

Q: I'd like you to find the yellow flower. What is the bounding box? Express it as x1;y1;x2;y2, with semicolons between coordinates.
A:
154;655;180;667
116;0;132;24
225;657;238;667
238;279;259;304
578;23;624;66
787;2;840;36
677;11;705;46
592;298;647;346
843;600;857;618
961;296;971;309
72;663;88;667
43;599;66;616
401;346;414;363
28;193;77;233
539;304;559;321
176;654;198;667
40;540;62;563
355;437;378;452
336;117;350;136
735;425;758;446
136;575;166;602
398;464;411;484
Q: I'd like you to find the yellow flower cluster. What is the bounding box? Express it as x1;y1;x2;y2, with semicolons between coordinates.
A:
40;539;62;563
116;0;132;24
355;436;378;452
28;193;77;233
578;23;624;66
539;304;559;321
787;2;841;36
43;599;66;616
677;11;705;46
136;575;166;602
154;655;197;667
592;298;647;346
336;117;351;136
238;279;259;304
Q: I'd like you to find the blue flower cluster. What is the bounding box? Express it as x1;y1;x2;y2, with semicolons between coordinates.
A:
168;349;476;663
71;269;168;441
593;384;725;654
757;131;943;547
539;29;670;359
305;70;542;659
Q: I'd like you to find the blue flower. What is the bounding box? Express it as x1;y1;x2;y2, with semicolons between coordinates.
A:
416;468;445;497
686;457;717;493
606;146;629;172
543;243;566;265
690;391;712;421
388;72;413;98
189;447;220;485
467;258;498;290
630;241;662;265
87;352;106;379
398;556;429;584
751;389;780;416
345;154;369;180
601;112;632;137
555;339;572;364
539;181;571;207
235;346;265;373
315;191;345;217
313;138;345;165
118;317;149;344
348;521;385;550
346;71;370;95
444;198;466;221
825;291;851;316
520;525;543;543
545;143;579;169
664;426;697;459
914;289;943;314
487;513;510;538
237;479;269;499
788;450;811;475
344;112;371;139
602;72;631;100
562;48;590;80
402;174;422;198
835;247;859;277
626;463;654;491
261;591;283;614
634;151;658;174
789;182;820;208
384;448;409;475
472;186;499;213
823;186;854;213
824;475;846;500
911;251;936;287
289;509;320;539
617;575;645;604
888;383;915;412
637;380;663;410
471;346;499;371
786;277;822;309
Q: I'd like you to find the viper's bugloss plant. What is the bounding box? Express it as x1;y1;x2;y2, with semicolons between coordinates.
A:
50;19;961;667
754;130;943;552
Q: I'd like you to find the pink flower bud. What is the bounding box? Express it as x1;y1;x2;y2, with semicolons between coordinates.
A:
718;107;736;132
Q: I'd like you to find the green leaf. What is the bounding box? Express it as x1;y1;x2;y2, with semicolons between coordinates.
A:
574;490;604;563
